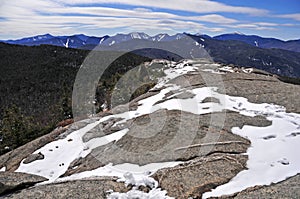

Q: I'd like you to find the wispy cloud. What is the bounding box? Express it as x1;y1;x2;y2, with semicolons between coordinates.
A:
0;0;299;40
277;13;300;21
48;6;238;24
57;0;269;15
0;0;232;38
222;21;298;31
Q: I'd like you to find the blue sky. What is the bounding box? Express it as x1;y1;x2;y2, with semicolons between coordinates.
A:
0;0;299;40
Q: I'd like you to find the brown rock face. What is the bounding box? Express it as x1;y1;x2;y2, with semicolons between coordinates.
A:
0;172;47;196
0;64;299;198
1;178;129;199
23;152;44;164
230;174;300;199
152;154;248;199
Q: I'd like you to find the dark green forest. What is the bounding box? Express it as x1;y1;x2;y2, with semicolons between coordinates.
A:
0;43;152;155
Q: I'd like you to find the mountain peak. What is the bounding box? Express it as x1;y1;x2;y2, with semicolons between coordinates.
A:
233;31;245;35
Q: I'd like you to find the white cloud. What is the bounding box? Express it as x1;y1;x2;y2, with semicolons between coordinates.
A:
34;6;237;24
221;20;300;31
57;0;268;15
277;13;300;21
3;0;296;39
0;0;230;38
223;23;276;31
254;22;278;26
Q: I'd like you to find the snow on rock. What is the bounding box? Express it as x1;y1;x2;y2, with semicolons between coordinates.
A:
201;65;254;75
202;96;300;198
109;40;116;46
12;59;300;198
156;34;166;42
64;38;70;48
131;32;142;39
14;60;200;183
58;162;180;183
15;119;125;181
57;162;180;199
242;68;253;73
0;167;6;172
201;68;226;74
218;66;236;73
154;60;198;88
107;188;173;199
85;128;128;151
99;37;105;44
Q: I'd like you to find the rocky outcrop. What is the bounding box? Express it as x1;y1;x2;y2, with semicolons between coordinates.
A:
2;177;129;199
0;172;47;195
0;61;299;198
77;110;271;167
171;71;300;113
152;154;248;199
0;127;66;172
61;110;270;176
230;174;300;199
23;152;44;164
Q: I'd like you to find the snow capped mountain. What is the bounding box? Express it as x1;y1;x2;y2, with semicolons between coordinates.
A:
233;31;245;35
5;34;54;45
2;32;300;77
3;34;108;49
100;33;186;46
130;32;150;40
1;32;189;48
150;33;187;42
213;33;300;52
2;32;299;52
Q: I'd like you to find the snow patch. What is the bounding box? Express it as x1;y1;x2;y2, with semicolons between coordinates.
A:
15;119;123;181
131;32;141;39
109;40;115;46
108;188;173;199
64;38;70;48
157;34;166;42
202;97;300;198
58;162;180;199
99;38;105;44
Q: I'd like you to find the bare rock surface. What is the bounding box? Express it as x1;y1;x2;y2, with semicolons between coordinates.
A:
152;154;248;199
171;71;300;113
1;178;129;199
0;172;47;195
23;152;44;164
63;110;269;176
226;174;300;199
1;64;299;198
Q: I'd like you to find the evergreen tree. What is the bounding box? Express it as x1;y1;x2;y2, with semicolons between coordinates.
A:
0;105;31;152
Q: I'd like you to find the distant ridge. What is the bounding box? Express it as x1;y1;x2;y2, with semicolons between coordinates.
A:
2;32;300;78
2;32;300;53
213;33;300;52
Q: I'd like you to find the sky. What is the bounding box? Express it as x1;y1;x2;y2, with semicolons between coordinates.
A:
0;0;299;40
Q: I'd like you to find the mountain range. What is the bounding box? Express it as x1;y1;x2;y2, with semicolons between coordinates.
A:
213;33;300;53
2;32;300;78
3;32;300;53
